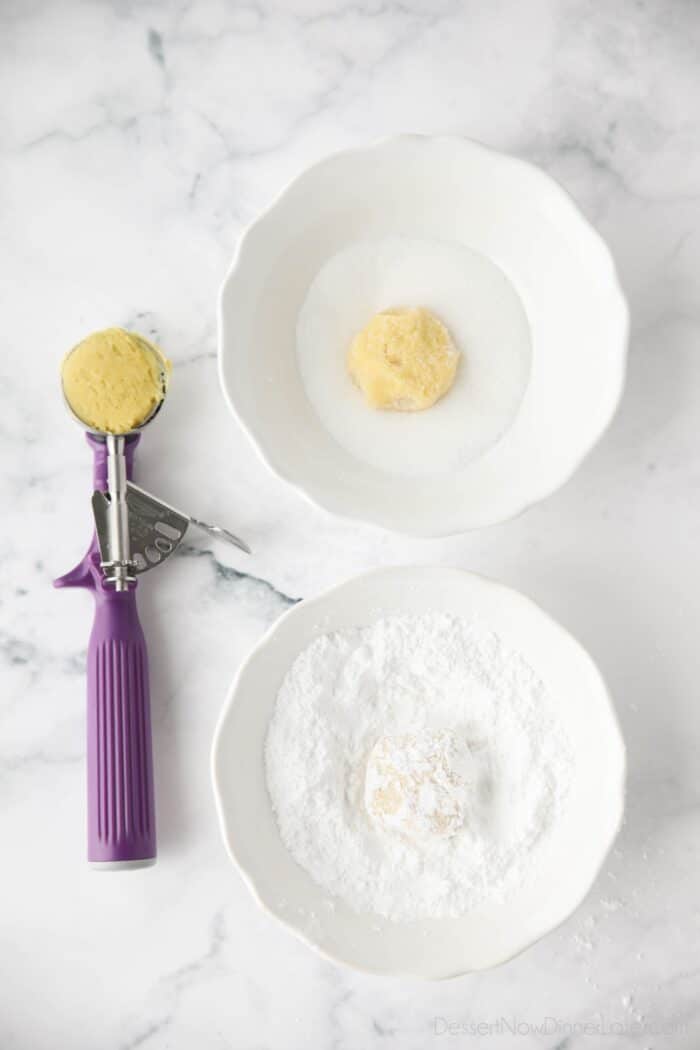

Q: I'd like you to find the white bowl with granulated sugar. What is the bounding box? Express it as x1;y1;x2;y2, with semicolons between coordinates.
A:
212;567;625;978
219;136;628;536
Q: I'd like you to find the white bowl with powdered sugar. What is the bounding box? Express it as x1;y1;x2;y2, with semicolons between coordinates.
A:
212;567;625;978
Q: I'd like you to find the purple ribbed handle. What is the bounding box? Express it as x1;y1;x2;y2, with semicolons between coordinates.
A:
55;433;156;866
87;586;156;864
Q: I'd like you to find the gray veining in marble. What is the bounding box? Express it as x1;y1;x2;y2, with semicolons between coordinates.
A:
2;0;700;1047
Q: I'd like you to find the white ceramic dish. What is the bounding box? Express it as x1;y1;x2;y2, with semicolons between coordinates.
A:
219;135;628;536
212;566;625;978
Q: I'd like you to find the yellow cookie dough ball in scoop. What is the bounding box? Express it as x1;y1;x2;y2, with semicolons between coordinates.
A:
348;307;459;411
61;327;171;434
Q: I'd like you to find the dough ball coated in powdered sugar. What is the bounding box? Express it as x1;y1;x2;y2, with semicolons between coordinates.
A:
364;728;474;841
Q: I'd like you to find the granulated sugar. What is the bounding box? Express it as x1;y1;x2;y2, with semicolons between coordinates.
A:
265;613;573;921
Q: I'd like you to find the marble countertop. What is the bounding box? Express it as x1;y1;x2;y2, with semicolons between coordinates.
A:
2;1;700;1047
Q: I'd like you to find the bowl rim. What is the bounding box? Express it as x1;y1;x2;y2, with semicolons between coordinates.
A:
211;564;627;978
217;134;629;537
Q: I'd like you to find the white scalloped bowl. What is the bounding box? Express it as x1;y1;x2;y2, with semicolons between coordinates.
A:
211;567;625;978
218;136;628;535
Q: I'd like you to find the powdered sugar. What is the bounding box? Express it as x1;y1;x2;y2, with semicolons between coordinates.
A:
265;613;573;921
